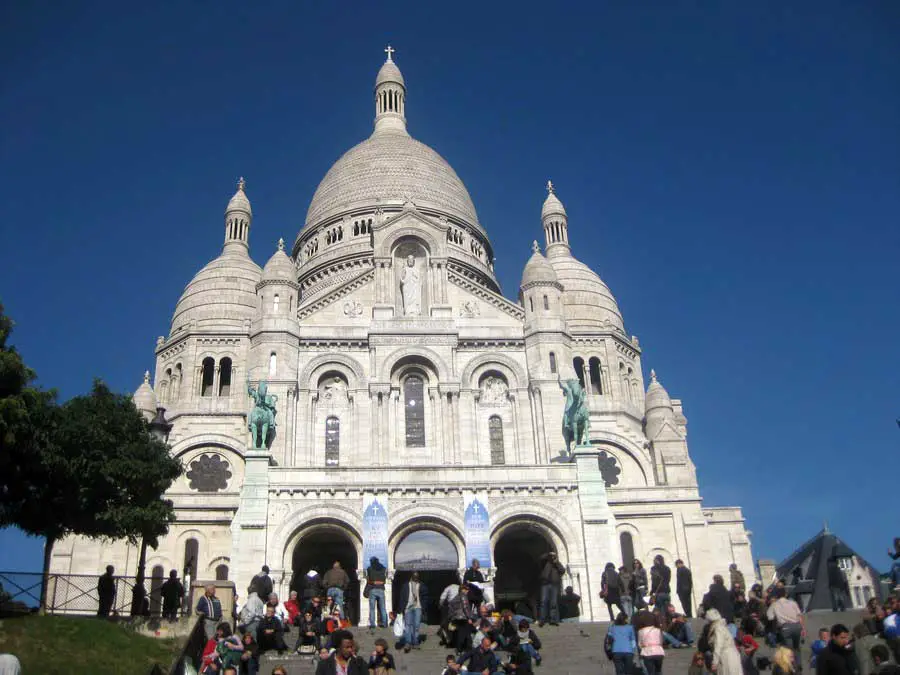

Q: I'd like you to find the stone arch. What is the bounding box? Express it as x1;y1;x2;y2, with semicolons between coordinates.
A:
146;554;176;573
175;528;209;579
645;545;676;570
588;433;652;486
616;522;643;568
380;346;451;383
461;353;528;390
170;434;246;461
388;513;466;570
206;555;232;576
298;353;366;390
271;504;364;574
377;219;443;259
491;512;571;565
489;499;582;564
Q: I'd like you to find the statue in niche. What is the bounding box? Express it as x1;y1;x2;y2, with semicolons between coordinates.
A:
321;376;348;404
480;376;509;406
400;254;422;316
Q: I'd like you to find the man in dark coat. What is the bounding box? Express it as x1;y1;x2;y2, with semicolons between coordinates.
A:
315;629;367;675
650;555;672;612
701;575;735;624
817;624;855;675
249;565;273;599
96;565;116;617
538;551;565;626
675;559;693;618
160;569;184;622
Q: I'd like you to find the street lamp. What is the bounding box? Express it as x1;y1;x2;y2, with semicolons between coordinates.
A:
131;407;173;617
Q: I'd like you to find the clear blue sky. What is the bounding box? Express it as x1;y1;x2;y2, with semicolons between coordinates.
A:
1;1;898;576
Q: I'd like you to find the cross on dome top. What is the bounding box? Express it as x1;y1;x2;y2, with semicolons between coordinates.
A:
532;240;540;254
384;45;395;62
237;176;246;191
278;237;285;251
546;180;554;194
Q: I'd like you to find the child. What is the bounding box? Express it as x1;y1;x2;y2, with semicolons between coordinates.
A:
368;638;396;675
810;628;829;669
689;651;708;675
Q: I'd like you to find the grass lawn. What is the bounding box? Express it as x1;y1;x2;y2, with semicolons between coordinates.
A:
0;614;182;674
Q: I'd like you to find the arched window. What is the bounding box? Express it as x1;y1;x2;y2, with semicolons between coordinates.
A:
215;564;229;581
201;358;215;397
620;532;635;569
549;352;557;374
543;295;549;311
404;375;426;448
573;357;586;390
163;368;172;403
158;379;168;405
173;364;182;401
183;538;199;580
489;415;505;465
325;416;340;466
589;357;603;395
529;297;534;312
218;358;232;397
269;352;277;378
273;294;280;314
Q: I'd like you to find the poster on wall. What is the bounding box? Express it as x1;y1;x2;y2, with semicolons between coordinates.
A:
362;494;389;570
463;492;492;569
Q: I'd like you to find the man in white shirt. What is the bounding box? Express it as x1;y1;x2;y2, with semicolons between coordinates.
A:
767;587;806;668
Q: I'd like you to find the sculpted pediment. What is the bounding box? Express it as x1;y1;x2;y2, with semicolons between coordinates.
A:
374;206;449;258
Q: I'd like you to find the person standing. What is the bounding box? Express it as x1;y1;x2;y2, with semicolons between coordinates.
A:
702;575;736;629
650;555;672;613
322;561;350;619
632;559;649;610
637;611;665;675
729;564;746;592
601;562;626;621
618;565;634;617
707;608;743;675
315;629;368;675
197;585;224;640
675;560;693;618
365;556;388;630
816;624;855;675
398;571;426;652
464;559;485;584
537;551;565;626
249;565;273;600
559;585;581;622
606;612;636;675
96;565;116;618
767;587;806;671
160;569;184;622
826;557;850;613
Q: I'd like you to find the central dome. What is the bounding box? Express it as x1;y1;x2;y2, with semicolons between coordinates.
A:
305;132;480;229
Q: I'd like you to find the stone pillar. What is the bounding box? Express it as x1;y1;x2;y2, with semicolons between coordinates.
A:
572;444;619;621
231;450;270;599
357;568;369;626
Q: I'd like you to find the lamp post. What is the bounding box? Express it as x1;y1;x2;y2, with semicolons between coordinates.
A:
131;407;173;617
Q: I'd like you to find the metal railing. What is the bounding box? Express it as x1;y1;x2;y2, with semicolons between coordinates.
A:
0;571;186;617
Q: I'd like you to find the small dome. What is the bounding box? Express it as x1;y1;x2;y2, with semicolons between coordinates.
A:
376;60;405;88
645;370;673;412
549;255;624;331
171;250;262;333
520;242;559;287
132;371;157;419
226;177;251;215
542;188;567;220
262;239;295;282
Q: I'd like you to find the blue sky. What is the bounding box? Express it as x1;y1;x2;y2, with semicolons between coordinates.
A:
1;1;898;576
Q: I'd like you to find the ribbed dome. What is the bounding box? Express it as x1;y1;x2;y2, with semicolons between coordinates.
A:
520;244;559;287
171;250;262;333
542;190;566;220
132;371;157;419
304;133;480;229
376;59;405;87
645;370;673;413
262;240;295;282
227;178;251;215
549;256;624;331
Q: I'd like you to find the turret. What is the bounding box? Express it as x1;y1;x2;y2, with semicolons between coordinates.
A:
132;371;157;422
373;45;407;136
257;238;300;326
542;180;570;259
224;177;252;254
644;369;674;440
520;240;565;331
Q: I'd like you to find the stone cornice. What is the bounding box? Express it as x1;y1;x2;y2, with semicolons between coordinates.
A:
297;268;374;320
447;269;524;321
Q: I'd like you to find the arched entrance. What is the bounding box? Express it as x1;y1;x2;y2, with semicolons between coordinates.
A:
392;529;460;624
290;523;360;625
493;522;557;618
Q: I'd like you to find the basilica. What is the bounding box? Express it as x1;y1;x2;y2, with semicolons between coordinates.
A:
50;49;754;622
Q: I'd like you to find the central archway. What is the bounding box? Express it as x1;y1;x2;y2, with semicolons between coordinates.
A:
392;528;461;624
493;521;558;618
290;522;360;625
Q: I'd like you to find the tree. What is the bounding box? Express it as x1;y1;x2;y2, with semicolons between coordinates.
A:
0;305;183;609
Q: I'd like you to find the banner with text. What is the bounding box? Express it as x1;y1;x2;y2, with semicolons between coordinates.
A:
463;492;492;568
362;494;389;570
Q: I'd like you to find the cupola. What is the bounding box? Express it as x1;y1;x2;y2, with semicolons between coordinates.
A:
224;177;252;253
373;45;407;136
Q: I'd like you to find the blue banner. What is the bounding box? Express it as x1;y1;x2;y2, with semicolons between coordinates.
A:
362;496;389;569
463;494;492;568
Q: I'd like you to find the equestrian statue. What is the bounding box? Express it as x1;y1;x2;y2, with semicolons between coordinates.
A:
560;377;590;454
247;377;278;450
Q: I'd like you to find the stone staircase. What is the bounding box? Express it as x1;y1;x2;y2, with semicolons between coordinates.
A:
260;611;861;675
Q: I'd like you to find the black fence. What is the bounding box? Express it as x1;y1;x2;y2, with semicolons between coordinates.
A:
0;571;186;617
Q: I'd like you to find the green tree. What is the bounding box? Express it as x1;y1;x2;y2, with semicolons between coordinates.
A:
0;305;183;609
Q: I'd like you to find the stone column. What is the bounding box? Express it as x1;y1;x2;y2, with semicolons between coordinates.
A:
530;384;548;463
508;392;521;464
572;444;619;621
357;568;369;626
231;449;270;599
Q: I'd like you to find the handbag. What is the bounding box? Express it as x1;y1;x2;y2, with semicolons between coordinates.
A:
363;583;370;599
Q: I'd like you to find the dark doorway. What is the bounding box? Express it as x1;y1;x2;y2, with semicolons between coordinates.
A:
290;526;359;625
393;530;460;625
493;524;555;618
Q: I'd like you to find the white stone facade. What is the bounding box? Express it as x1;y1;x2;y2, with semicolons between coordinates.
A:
51;51;755;622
